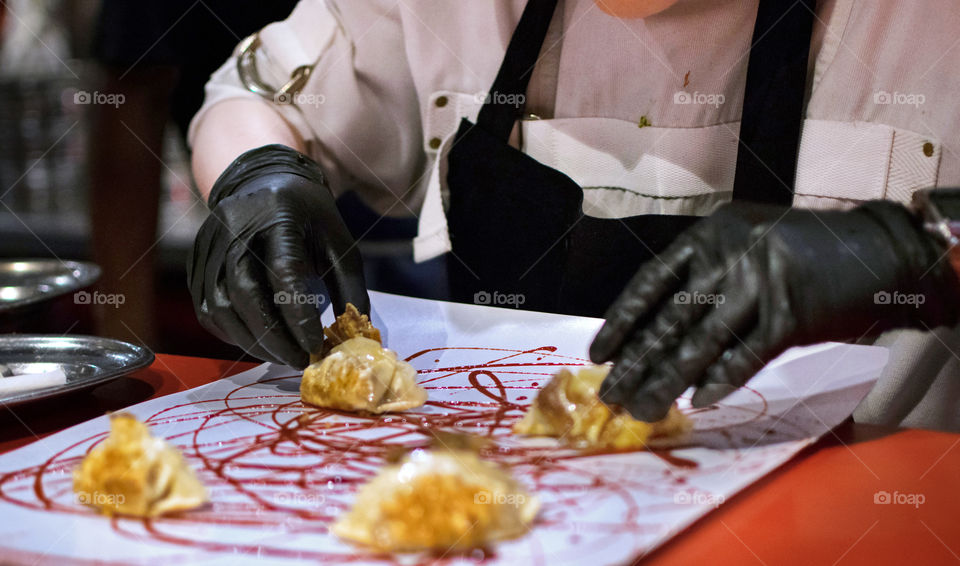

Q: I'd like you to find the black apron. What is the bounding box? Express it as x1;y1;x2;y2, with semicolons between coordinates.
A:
446;0;814;317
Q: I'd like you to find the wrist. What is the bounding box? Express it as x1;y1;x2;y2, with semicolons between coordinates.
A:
912;188;960;283
861;196;960;329
808;200;960;333
208;144;326;207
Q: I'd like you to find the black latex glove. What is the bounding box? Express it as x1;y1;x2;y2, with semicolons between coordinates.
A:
590;200;960;421
187;144;369;369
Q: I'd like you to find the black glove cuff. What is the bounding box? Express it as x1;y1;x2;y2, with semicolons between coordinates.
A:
857;200;960;329
208;144;327;207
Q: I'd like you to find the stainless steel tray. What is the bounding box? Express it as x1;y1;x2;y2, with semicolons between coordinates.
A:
0;335;154;407
0;260;101;312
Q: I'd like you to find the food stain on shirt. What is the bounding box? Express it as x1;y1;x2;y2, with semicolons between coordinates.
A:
638;115;652;128
683;71;690;88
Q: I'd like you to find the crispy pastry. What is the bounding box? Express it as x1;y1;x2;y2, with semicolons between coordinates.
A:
514;365;691;449
73;413;207;517
320;303;381;357
332;444;538;552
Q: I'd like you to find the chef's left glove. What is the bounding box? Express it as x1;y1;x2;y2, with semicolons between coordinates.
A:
187;144;369;369
590;200;960;422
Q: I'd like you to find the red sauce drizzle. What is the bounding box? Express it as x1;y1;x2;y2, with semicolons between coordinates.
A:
0;345;763;564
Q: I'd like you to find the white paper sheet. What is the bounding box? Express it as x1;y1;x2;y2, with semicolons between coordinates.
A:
0;291;888;565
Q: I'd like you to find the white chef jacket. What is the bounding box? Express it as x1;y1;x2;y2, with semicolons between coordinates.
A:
189;0;960;432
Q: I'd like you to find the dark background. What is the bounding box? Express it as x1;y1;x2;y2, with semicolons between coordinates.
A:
0;0;446;363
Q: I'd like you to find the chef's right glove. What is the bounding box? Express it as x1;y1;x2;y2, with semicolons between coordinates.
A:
590;200;960;422
187;144;369;369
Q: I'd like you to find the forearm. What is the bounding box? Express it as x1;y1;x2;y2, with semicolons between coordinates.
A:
190;98;306;200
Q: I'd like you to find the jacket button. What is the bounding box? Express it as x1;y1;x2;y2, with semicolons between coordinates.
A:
435;96;448;108
429;137;442;150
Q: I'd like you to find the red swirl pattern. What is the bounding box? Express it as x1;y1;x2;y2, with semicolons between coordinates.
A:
0;345;782;565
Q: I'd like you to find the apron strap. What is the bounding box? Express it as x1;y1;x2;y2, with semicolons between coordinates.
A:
731;0;816;206
476;0;559;141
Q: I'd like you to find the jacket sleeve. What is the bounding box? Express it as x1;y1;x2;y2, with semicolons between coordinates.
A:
188;0;426;215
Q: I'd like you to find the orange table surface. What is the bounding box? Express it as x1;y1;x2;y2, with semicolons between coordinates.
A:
1;354;957;565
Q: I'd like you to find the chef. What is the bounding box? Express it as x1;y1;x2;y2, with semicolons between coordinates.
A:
187;0;960;431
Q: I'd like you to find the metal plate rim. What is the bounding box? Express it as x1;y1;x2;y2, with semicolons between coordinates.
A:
0;259;102;313
0;334;155;408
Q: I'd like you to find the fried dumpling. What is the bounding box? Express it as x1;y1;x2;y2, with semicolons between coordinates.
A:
301;336;427;413
302;301;424;412
514;365;691;449
73;413;207;517
332;445;539;552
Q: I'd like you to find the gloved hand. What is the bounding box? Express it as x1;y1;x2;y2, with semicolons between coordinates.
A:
187;144;369;369
590;200;960;421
